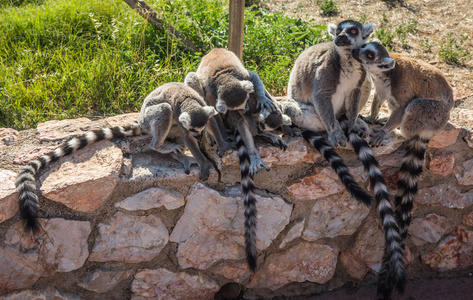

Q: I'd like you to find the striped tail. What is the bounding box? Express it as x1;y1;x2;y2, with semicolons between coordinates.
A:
302;130;372;207
347;132;405;298
15;122;142;233
395;137;429;248
235;130;257;271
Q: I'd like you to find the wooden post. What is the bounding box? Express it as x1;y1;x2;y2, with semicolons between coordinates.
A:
228;0;245;61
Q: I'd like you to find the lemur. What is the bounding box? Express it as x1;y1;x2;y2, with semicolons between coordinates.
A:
353;40;454;298
186;48;291;271
16;82;218;233
279;20;405;298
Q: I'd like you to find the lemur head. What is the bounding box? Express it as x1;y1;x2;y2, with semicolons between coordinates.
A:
216;75;254;114
179;106;218;138
352;40;396;75
258;105;292;132
328;20;374;49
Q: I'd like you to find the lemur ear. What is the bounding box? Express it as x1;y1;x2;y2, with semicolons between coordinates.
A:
282;114;292;126
372;38;383;45
240;80;254;93
216;98;228;114
328;23;337;37
203;105;218;117
381;57;396;70
179;112;191;128
362;23;375;39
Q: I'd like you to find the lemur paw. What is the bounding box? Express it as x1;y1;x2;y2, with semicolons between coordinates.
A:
369;129;387;147
172;153;197;175
352;119;369;138
198;162;211;180
249;154;270;176
260;97;277;112
283;126;302;137
360;114;376;125
328;130;347;148
218;141;236;157
151;143;184;154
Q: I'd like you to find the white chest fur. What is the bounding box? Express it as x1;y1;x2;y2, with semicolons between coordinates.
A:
332;69;361;115
372;76;396;109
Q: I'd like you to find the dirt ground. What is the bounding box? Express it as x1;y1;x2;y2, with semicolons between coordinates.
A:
262;0;473;129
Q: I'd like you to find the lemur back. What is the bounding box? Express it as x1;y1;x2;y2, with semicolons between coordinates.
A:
16;82;217;233
353;41;454;298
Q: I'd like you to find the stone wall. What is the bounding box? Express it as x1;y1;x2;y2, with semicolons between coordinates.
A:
1;113;473;299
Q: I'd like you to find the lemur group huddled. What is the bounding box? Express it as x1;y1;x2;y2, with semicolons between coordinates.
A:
16;20;453;300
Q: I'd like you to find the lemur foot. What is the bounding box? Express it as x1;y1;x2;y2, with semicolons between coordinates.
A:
249;154;270;176
271;136;287;151
369;128;387;147
260;96;277;112
351;118;369;138
283;125;302;137
151;143;185;155
172;153;198;175
328;130;347;148
198;163;211;181
218;141;237;157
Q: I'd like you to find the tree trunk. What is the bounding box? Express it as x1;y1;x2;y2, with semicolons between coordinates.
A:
122;0;199;53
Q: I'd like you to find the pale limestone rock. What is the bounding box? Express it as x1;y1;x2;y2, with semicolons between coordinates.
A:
37;118;101;142
458;109;473;127
428;152;455;176
78;269;133;293
0;128;19;145
115;187;185;211
454;158;473;185
462;212;473;227
170;183;292;270
0;219;91;290
287;167;345;201
105;113;139;127
371;132;404;156
89;212;169;263
411;236;428;247
302;191;370;241
0;128;18;155
339;248;370;280
408;214;455;243
1;287;79;300
422;226;473;270
378;150;406;168
208;261;251;283
352;216;413;273
428;124;461;148
131;268;220;300
0;169;19;223
416;184;473;209
247;242;338;291
220;136;320;168
13;146;57;165
39;140;122;212
279;215;305;249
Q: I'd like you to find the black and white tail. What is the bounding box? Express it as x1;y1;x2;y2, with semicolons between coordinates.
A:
15;122;142;233
302;130;372;207
395;137;429;247
235;130;258;271
347;131;405;298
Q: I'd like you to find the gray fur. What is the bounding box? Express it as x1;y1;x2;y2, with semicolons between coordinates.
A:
284;20;374;147
139;82;217;179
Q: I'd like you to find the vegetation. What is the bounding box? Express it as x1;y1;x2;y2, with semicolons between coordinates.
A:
439;33;471;65
0;0;326;129
317;0;340;16
374;13;417;51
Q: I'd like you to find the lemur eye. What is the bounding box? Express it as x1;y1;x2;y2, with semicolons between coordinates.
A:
350;28;358;35
336;29;341;35
366;51;374;59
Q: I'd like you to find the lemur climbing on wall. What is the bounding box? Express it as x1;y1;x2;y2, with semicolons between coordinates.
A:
277;20;405;299
16;82;218;234
353;40;454;298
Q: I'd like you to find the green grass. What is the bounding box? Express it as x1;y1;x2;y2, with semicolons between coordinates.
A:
317;0;340;16
439;33;471;65
374;13;417;51
0;0;326;130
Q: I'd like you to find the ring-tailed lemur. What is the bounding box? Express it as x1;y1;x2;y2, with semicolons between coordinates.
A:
185;48;277;173
279;20;405;299
16;82;217;233
353;41;454;298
